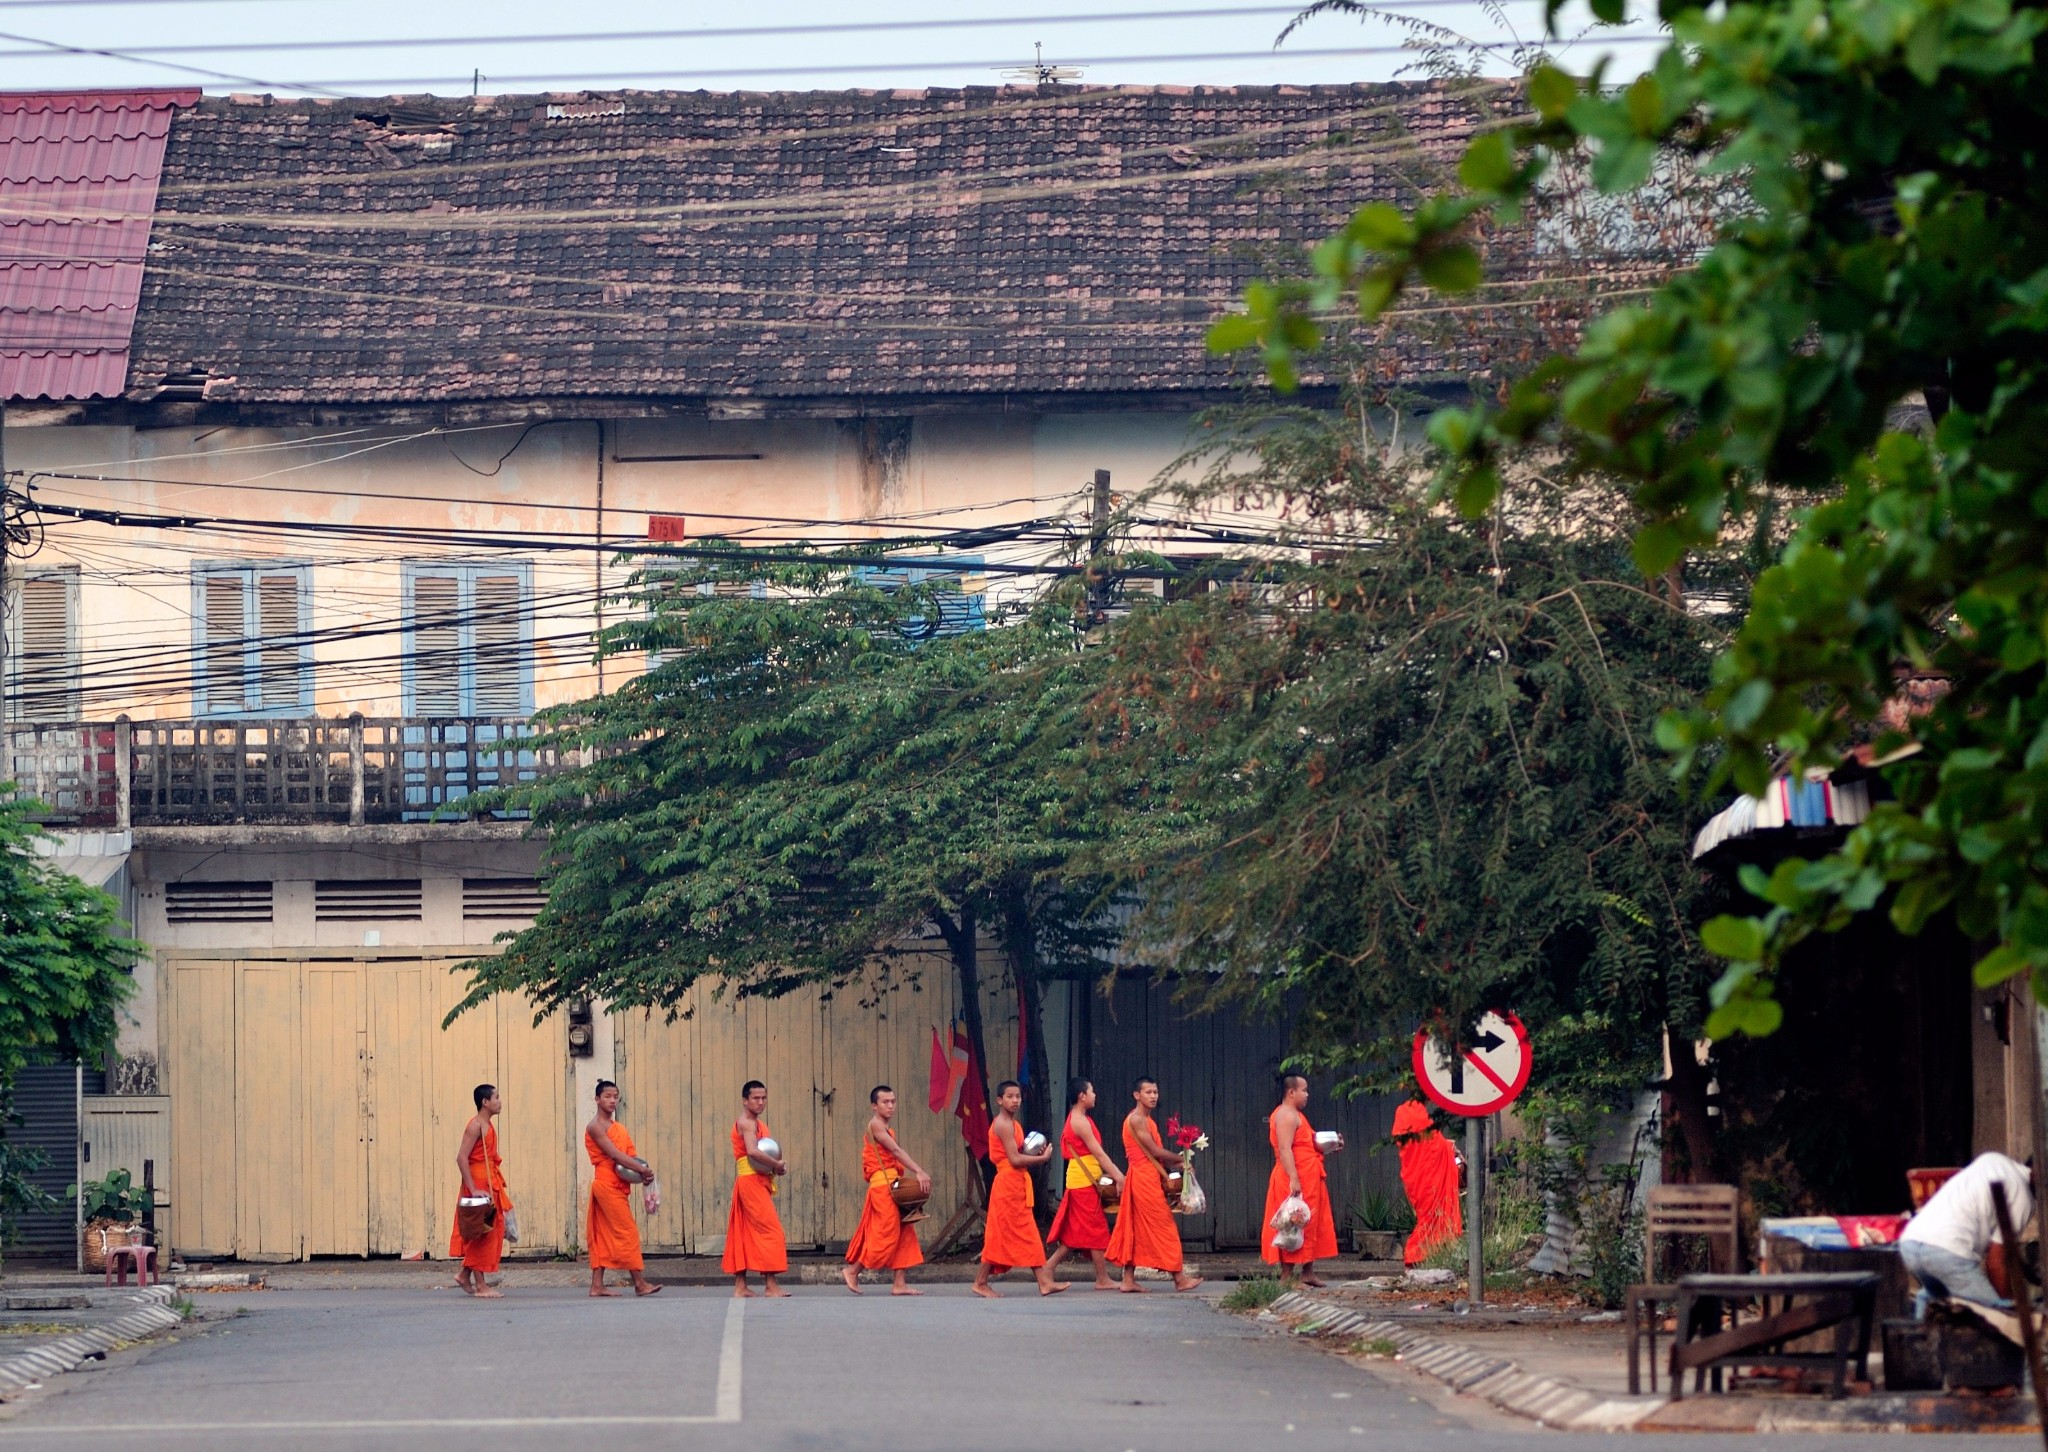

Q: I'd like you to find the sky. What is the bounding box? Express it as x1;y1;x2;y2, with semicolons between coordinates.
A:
0;0;1659;99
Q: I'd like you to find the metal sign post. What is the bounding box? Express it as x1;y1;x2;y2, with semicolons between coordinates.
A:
1466;1116;1484;1305
1414;1010;1532;1308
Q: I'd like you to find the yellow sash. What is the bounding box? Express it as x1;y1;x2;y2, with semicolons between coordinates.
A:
737;1156;779;1196
868;1167;901;1189
1065;1152;1103;1190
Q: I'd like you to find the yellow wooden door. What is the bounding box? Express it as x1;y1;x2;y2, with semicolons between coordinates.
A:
164;960;237;1258
302;964;370;1256
235;962;305;1259
480;974;574;1254
367;961;440;1255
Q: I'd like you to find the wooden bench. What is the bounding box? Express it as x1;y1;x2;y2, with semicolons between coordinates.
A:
1671;1271;1879;1400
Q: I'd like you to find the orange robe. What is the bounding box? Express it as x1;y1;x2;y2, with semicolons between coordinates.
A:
1047;1114;1113;1252
585;1120;643;1271
1394;1100;1463;1265
980;1123;1047;1271
1262;1110;1339;1265
722;1120;789;1275
448;1119;511;1272
1107;1119;1183;1274
844;1128;923;1272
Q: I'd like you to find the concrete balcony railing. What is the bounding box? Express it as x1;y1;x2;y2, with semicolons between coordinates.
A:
1;717;557;828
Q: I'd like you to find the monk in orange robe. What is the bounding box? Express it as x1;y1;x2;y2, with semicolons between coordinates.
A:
450;1082;510;1297
1045;1077;1126;1290
1393;1099;1463;1265
1262;1073;1341;1287
585;1079;661;1297
841;1084;932;1296
1107;1076;1202;1292
972;1079;1067;1298
723;1079;790;1297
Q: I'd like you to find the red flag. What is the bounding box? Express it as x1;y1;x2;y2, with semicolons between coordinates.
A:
928;1025;951;1113
953;1023;992;1159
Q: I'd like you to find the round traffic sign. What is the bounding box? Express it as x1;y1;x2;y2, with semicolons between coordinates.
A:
1412;1010;1531;1117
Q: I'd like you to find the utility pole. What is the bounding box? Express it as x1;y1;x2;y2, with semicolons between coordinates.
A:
1085;468;1111;626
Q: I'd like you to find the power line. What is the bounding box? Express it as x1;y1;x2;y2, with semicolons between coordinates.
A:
261;40;1661;92
0;25;348;96
0;3;1550;59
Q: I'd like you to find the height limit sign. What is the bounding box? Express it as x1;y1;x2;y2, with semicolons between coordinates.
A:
1412;1009;1531;1117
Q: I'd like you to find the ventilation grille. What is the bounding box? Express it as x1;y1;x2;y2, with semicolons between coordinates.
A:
315;880;423;922
165;881;273;924
464;878;546;921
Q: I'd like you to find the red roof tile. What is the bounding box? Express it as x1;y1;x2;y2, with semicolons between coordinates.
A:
0;88;198;401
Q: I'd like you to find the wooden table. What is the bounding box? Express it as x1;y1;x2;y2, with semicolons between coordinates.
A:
1671;1271;1880;1400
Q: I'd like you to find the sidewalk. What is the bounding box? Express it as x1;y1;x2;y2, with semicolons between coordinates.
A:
3;1247;1295;1294
0;1285;184;1403
1267;1284;2040;1433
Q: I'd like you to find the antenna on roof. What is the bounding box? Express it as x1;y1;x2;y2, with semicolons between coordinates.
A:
998;43;1083;87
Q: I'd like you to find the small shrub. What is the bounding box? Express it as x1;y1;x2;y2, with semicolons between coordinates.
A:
1221;1276;1285;1311
1362;1336;1401;1357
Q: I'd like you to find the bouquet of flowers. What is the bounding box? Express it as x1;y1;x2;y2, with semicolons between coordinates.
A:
1166;1117;1210;1215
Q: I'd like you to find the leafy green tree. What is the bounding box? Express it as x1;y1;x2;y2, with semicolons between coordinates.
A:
460;555;1154;1176
0;792;141;1250
1091;392;1745;1167
1214;0;2048;1034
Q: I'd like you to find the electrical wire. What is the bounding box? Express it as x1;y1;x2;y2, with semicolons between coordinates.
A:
0;3;1552;60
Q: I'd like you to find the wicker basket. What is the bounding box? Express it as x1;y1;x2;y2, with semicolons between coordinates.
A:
81;1218;137;1274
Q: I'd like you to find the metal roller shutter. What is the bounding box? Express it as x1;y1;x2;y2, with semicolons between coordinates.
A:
7;1064;79;1256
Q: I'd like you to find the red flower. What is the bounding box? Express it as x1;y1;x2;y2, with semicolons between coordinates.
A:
1166;1115;1205;1150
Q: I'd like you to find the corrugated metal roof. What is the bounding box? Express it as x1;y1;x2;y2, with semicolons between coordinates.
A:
0;89;197;402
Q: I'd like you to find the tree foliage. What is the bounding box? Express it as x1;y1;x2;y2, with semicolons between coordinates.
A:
1217;0;2047;1033
0;791;141;1248
1091;396;1741;1124
460;555;1166;1160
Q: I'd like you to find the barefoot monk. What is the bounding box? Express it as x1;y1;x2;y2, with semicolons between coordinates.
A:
1045;1077;1124;1291
972;1080;1067;1299
585;1080;662;1298
451;1083;509;1298
1107;1076;1202;1293
1262;1073;1341;1288
724;1080;791;1297
842;1084;932;1296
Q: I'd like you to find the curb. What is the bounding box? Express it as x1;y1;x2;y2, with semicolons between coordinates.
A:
0;1287;184;1400
1267;1291;1664;1431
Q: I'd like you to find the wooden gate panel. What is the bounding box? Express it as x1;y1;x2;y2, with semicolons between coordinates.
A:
165;960;236;1257
234;962;304;1259
483;976;573;1254
367;962;439;1255
302;964;369;1256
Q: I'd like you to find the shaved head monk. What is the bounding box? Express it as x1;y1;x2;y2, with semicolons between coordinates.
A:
842;1085;932;1296
1263;1073;1341;1288
973;1080;1067;1299
585;1080;661;1297
1045;1077;1125;1290
724;1080;791;1297
1106;1076;1202;1293
451;1083;509;1298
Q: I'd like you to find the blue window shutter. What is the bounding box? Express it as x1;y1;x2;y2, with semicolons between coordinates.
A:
191;562;312;716
854;555;985;640
403;561;533;717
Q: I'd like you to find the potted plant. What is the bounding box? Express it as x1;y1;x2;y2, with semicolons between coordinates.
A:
1351;1190;1414;1264
69;1168;151;1273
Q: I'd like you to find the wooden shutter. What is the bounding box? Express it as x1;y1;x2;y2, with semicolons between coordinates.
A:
470;574;525;716
202;574;247;712
255;573;303;709
410;575;462;717
15;571;78;721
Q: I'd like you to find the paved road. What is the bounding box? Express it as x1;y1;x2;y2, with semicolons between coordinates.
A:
0;1284;1992;1450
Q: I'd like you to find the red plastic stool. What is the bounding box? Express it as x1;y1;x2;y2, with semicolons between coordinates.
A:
104;1241;156;1288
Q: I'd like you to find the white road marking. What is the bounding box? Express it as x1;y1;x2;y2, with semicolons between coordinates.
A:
715;1291;745;1422
2;1298;746;1437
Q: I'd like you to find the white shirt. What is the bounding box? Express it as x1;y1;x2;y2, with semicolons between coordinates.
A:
1900;1152;2034;1259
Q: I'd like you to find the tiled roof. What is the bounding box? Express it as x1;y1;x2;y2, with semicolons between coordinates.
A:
0;89;197;401
130;83;1502;406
